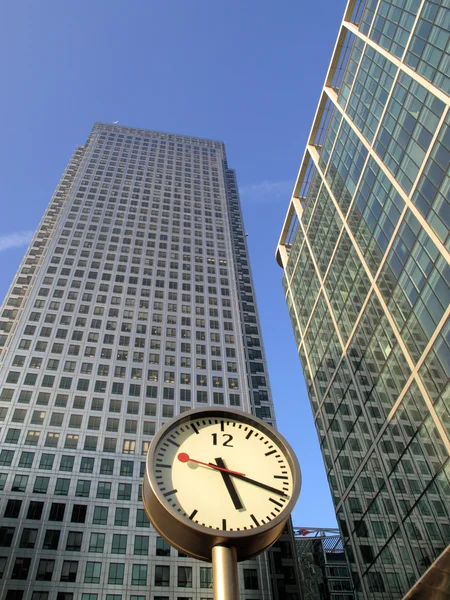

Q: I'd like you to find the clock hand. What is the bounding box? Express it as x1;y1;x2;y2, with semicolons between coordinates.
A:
230;473;289;498
215;457;244;511
177;453;287;497
177;452;246;477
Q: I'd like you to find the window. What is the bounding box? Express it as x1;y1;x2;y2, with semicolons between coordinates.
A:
43;529;60;550
36;559;55;581
100;458;114;475
19;528;37;548
89;533;105;553
243;568;259;589
136;509;150;528
55;394;68;407
229;393;240;406
155;565;170;586
54;478;70;496
200;567;213;588
111;534;127;554
27;501;44;520
18;451;34;468
75;480;91;497
91;397;104;411
5;428;21;443
33;476;50;494
80;457;95;473
84;562;101;584
4;499;22;518
143;421;155;435
197;390;207;403
0;450;14;465
178;566;192;588
12;557;31;579
109;398;122;414
117;483;132;500
0;526;15;547
66;531;82;551
213;392;224;405
96;481;111;499
73;396;86;409
108;562;125;585
145;402;157;416
114;507;130;526
92;506;108;525
49;503;65;521
5;591;25;600
64;434;78;449
71;504;87;523
11;408;26;423
162;405;174;418
131;564;147;585
134;535;149;555
12;474;28;492
60;560;78;582
103;438;117;452
125;420;137;433
156;536;171;556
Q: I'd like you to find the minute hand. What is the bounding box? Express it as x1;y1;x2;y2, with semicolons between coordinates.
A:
227;472;289;497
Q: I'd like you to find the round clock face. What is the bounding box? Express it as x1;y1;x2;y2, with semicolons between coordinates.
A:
149;410;296;533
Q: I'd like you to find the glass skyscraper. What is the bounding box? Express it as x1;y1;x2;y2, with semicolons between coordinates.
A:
0;123;300;600
276;0;449;598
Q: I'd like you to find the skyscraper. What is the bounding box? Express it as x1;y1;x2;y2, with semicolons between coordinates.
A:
276;0;449;598
0;123;300;600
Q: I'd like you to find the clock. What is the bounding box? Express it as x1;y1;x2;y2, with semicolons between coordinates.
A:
143;407;301;561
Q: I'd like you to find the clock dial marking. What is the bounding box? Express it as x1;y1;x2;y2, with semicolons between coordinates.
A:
269;497;284;508
189;509;198;520
250;514;260;527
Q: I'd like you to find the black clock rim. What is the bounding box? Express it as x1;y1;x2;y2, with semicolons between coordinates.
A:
144;406;301;542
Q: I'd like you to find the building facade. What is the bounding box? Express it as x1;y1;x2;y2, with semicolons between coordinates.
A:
294;527;354;600
0;123;300;600
276;0;449;598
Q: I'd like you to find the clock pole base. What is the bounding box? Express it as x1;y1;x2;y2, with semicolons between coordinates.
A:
212;545;240;600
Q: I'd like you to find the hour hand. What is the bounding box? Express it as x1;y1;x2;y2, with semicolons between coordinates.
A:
215;458;244;510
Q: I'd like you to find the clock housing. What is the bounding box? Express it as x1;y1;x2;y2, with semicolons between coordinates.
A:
143;407;301;561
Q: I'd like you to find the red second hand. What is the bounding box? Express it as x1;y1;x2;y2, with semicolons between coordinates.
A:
177;452;245;477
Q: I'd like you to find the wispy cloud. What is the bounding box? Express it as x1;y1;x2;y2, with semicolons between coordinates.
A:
0;231;35;252
239;179;293;202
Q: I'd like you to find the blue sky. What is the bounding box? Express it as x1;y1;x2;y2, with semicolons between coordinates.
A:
0;0;346;526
